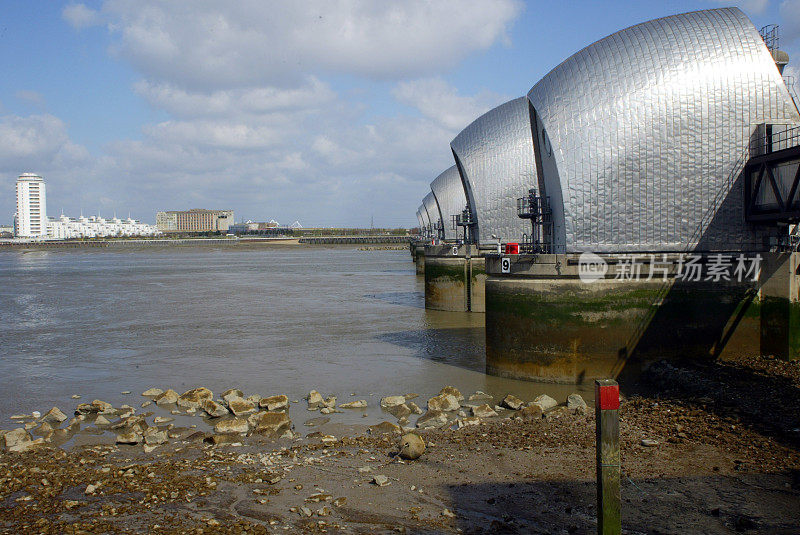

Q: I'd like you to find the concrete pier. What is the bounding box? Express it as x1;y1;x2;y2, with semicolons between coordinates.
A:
484;252;799;383
423;245;486;312
413;243;426;275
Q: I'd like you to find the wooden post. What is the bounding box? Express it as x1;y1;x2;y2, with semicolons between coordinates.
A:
595;379;620;535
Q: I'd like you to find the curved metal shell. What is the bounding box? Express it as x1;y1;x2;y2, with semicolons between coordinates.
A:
527;7;800;253
416;209;424;231
418;203;430;232
422;192;440;235
451;97;537;244
430;166;466;241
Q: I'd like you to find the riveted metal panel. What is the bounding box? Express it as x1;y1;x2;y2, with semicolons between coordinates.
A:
422;192;440;236
451;97;537;244
527;7;800;253
430;166;466;241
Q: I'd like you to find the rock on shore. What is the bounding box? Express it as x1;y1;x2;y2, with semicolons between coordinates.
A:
177;387;213;409
260;395;289;411
154;390;179;405
250;412;291;436
567;394;588;414
214;417;249;435
398;433;425;460
427;394;460;412
339;400;367;409
380;395;406;408
416;410;448;429
471;404;498;419
42;407;67;424
202;400;229;418
531;394;558;413
500;395;524;411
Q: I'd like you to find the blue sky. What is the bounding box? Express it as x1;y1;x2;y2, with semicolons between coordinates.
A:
1;1;798;227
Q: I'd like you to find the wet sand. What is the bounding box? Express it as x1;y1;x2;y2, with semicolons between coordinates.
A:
2;354;799;534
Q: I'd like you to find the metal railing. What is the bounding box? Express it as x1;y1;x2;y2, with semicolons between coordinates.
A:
760;24;780;51
749;124;800;156
452;208;476;244
518;233;552;254
516;188;553;254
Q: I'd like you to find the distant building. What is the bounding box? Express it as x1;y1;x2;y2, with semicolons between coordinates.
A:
228;220;289;236
241;220;279;230
0;225;13;238
46;215;160;239
14;173;47;237
156;209;234;232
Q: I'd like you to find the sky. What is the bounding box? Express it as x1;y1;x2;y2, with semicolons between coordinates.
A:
1;1;799;227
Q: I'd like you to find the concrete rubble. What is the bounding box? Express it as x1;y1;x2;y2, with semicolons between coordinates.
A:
339;400;367;409
0;382;604;514
380;395;406;408
154;390;179;405
531;394;558;412
500;394;525;411
260;394;289;411
427;393;460;412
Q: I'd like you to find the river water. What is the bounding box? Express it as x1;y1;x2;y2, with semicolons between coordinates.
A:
0;246;589;425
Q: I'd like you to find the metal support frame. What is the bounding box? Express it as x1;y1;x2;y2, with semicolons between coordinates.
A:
453;207;477;244
745;143;800;223
517;188;553;253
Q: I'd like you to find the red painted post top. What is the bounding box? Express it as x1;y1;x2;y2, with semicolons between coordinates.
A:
595;380;620;410
505;243;519;255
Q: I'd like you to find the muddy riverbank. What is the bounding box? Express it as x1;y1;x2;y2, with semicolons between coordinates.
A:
2;354;799;534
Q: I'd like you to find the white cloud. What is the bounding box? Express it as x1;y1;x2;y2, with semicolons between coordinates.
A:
0;114;88;171
133;77;336;119
87;107;455;224
45;0;525;226
62;3;102;30
90;0;522;89
143;120;283;150
393;77;506;130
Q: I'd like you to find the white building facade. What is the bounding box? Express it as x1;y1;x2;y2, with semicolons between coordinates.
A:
14;173;47;237
46;215;161;239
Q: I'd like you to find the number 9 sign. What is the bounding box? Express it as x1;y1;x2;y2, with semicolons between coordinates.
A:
501;257;511;273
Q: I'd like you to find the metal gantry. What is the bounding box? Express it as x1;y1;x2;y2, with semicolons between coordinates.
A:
452;208;477;244
745;124;800;224
516;188;553;253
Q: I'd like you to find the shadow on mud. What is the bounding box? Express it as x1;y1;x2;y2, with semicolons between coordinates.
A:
631;356;800;450
444;472;799;534
377;327;487;372
365;291;425;309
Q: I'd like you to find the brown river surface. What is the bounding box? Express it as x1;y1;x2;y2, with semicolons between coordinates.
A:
0;245;590;425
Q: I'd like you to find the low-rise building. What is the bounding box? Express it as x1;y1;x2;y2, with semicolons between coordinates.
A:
156;209;234;232
46;215;160;239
